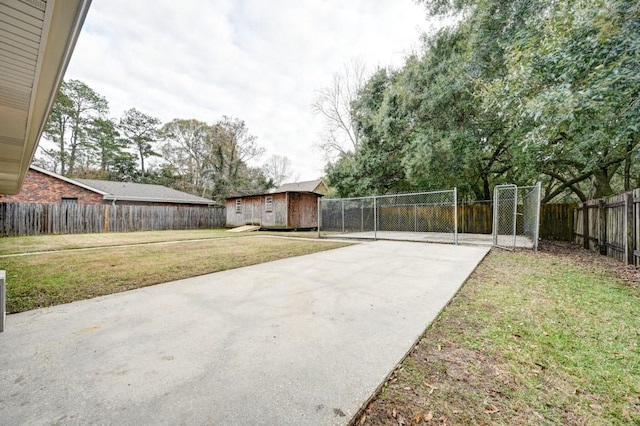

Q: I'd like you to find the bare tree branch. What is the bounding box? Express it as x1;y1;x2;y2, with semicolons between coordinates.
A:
312;58;367;161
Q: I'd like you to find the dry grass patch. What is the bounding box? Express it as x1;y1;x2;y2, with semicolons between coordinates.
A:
0;229;325;256
0;229;236;255
2;236;348;313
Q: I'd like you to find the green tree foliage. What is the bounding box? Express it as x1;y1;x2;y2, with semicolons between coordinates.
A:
482;0;640;200
160;117;268;201
83;118;138;181
118;108;162;177
160;118;213;195
326;0;639;201
39;80;271;202
42;80;109;175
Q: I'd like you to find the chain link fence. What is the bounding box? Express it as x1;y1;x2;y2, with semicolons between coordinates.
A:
319;189;458;244
492;183;541;250
520;183;542;250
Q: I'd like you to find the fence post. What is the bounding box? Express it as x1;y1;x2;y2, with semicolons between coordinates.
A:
341;200;345;233
582;203;589;249
104;205;109;233
453;187;458;245
0;270;5;332
317;197;321;238
373;197;377;240
598;199;607;255
626;192;634;265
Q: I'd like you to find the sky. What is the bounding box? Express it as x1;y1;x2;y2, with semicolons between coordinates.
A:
64;0;429;181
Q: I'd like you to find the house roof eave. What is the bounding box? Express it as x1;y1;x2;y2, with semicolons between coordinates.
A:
29;165;109;195
103;195;216;206
0;0;93;195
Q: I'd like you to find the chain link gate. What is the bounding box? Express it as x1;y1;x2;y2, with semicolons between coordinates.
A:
318;189;458;244
492;183;541;251
520;183;542;251
492;184;518;249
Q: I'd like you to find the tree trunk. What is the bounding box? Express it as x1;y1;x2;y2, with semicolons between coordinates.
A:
624;140;632;191
482;177;491;201
592;169;614;199
139;146;145;177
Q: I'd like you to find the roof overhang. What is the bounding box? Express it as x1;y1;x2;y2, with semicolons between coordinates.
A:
226;191;324;200
102;195;216;206
29;164;107;194
0;0;92;195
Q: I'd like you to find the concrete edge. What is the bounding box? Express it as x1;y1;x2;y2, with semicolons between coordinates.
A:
319;235;482;247
0;270;5;332
346;247;493;425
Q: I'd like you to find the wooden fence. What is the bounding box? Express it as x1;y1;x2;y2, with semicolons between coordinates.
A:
458;202;575;240
573;189;640;265
0;203;226;236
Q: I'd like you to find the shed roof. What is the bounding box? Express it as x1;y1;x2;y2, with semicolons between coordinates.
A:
274;179;327;195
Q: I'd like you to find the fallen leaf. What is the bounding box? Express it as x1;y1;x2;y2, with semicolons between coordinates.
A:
485;404;500;414
414;410;425;423
424;411;433;421
404;386;412;391
397;414;406;425
425;382;439;394
437;344;442;351
359;413;367;425
392;407;397;418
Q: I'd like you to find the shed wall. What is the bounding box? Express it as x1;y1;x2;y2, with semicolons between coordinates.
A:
288;193;319;228
226;192;320;229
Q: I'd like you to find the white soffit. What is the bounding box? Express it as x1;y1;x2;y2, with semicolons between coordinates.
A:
0;0;92;194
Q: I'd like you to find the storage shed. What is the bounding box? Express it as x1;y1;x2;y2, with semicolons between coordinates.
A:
226;179;327;229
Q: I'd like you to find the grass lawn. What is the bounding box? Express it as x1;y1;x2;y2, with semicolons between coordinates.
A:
1;235;348;313
0;229;322;255
361;242;640;425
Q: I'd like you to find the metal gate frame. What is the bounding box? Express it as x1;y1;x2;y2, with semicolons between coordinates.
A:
492;184;518;250
492;182;541;251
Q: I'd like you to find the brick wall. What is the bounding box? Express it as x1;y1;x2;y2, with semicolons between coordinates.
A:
0;169;103;204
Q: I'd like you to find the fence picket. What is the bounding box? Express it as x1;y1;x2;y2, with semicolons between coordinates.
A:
573;189;640;265
0;203;226;236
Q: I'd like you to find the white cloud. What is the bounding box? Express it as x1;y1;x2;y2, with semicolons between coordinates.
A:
65;0;428;180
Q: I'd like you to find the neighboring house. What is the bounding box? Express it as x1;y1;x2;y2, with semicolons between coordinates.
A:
0;166;215;207
225;179;328;229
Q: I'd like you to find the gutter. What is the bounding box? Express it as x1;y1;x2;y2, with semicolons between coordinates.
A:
102;195;216;206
